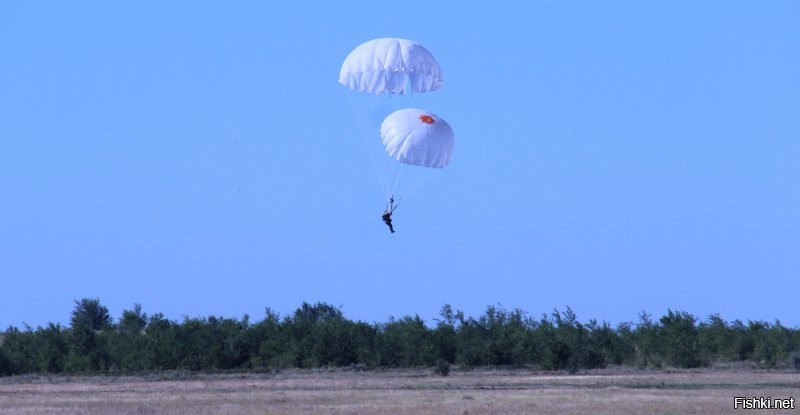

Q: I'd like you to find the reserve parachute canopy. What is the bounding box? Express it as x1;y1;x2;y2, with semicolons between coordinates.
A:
339;38;443;95
380;109;454;168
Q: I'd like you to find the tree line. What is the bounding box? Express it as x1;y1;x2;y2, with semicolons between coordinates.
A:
1;298;799;376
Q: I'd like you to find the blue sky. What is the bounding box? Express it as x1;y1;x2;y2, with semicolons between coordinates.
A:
2;1;798;329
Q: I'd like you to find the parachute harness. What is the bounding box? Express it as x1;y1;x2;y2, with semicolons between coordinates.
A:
386;196;399;214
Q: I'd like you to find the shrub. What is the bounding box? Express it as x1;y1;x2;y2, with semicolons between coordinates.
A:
434;358;450;376
789;352;800;371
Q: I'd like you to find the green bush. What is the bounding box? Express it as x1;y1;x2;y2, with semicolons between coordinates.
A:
660;310;706;368
434;358;450;376
790;352;800;370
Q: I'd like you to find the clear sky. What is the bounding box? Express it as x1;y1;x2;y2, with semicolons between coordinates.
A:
1;1;798;329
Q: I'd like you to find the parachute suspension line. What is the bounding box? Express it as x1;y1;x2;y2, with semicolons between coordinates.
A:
390;168;400;198
347;92;392;197
389;162;405;198
376;95;398;198
390;165;437;201
348;92;435;202
407;168;436;198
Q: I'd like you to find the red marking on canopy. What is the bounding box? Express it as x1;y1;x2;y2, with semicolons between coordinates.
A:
419;114;434;124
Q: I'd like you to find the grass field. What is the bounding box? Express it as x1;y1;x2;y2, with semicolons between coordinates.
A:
1;367;797;414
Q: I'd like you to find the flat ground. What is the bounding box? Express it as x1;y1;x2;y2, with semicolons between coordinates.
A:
0;367;798;415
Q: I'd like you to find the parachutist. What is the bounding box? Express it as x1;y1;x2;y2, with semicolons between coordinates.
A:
382;211;395;233
382;197;397;233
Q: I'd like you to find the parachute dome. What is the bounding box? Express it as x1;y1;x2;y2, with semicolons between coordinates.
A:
380;109;454;168
339;38;443;95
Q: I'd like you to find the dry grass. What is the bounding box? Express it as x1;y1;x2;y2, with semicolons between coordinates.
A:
0;367;798;414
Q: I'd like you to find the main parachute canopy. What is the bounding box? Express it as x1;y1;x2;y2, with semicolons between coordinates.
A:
339;38;443;95
380;109;454;168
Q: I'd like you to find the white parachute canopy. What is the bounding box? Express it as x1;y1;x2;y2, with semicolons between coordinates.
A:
380;109;454;169
339;38;443;95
